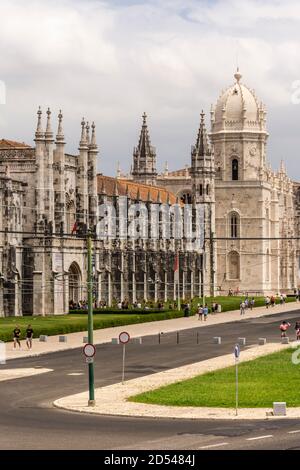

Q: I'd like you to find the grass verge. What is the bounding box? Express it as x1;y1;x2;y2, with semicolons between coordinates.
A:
0;310;182;342
130;348;300;408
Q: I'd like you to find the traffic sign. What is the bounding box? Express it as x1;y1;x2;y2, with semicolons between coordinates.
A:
83;343;96;358
119;331;130;344
234;344;240;359
86;357;94;364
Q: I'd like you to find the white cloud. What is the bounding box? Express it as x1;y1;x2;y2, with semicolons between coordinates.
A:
0;0;299;179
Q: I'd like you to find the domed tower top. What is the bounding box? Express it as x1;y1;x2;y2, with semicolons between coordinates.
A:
211;69;266;133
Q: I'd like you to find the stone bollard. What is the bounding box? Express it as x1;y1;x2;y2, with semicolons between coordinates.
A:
281;337;289;344
111;338;120;344
213;336;221;344
39;335;48;342
238;337;246;346
59;336;67;343
258;338;267;345
83;336;88;343
131;337;142;344
273;402;286;416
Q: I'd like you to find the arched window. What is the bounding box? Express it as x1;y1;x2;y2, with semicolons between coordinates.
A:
206;184;209;195
199;184;203;196
180;192;192;204
232;159;239;180
228;251;240;279
230;213;239;238
69;262;82;304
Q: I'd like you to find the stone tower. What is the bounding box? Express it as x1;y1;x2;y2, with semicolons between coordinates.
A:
191;111;216;296
131;112;157;185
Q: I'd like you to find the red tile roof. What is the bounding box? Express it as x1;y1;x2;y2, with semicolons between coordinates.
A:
97;175;177;204
0;139;31;149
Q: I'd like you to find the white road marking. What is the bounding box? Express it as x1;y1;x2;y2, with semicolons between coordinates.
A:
68;373;84;376
0;368;53;382
246;435;273;441
199;442;229;449
288;430;300;434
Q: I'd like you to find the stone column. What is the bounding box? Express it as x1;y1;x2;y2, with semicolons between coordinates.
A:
108;271;112;307
33;271;45;316
0;278;4;317
63;272;69;315
191;270;194;300
132;252;136;303
13;273;22;316
97;272;102;305
164;271;168;302
198;269;202;297
154;273;158;303
143;272;147;301
182;270;186;300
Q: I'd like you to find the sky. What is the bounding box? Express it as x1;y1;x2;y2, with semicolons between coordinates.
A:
1;0;300;179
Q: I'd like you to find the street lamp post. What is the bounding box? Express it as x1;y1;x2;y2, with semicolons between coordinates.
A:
87;231;95;406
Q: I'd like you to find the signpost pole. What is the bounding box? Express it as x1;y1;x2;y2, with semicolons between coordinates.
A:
122;344;126;385
119;331;130;385
235;358;238;416
87;232;95;406
234;344;240;416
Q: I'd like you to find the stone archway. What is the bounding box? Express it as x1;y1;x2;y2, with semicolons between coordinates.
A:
68;262;82;304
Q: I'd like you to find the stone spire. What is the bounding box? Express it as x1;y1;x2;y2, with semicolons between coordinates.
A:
35;106;44;141
116;161;121;179
79;118;88;147
90;121;97;149
234;67;242;83
86;121;90;146
131;112;157;185
194;110;211;158
44;107;53;141
56;110;65;143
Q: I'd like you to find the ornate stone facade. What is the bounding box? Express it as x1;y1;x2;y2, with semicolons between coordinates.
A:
151;71;300;295
0;112;203;316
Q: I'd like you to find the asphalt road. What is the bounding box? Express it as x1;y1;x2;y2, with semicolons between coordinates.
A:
1;308;300;450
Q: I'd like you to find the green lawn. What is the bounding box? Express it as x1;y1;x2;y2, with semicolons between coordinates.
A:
0;310;183;342
189;295;296;313
0;296;296;343
130;348;300;408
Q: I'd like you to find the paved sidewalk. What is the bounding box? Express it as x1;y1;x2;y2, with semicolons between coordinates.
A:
54;341;300;420
4;301;300;361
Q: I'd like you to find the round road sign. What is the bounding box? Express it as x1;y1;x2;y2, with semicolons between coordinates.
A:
83;343;96;358
119;331;130;344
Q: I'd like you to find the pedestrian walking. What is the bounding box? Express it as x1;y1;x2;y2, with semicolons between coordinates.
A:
280;321;291;338
240;301;246;315
250;297;255;310
197;305;204;321
184;304;190;317
13;325;21;349
26;324;34;350
265;296;270;308
203;304;209;321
